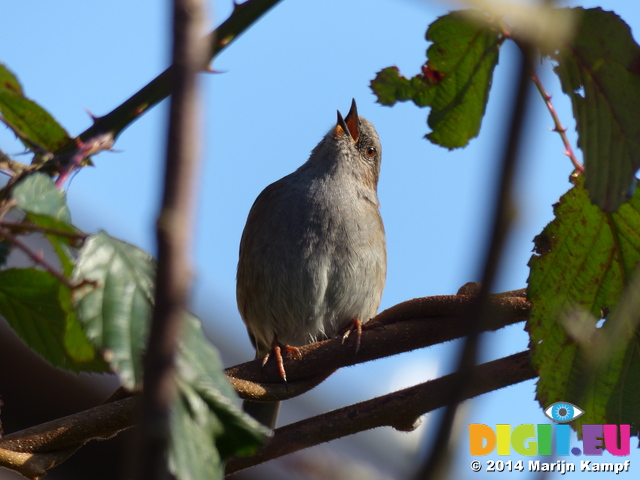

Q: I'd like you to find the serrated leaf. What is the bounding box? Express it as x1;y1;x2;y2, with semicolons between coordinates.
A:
0;65;70;152
169;314;268;479
370;67;436;107
528;174;640;435
370;10;502;149
12;173;71;222
0;268;106;372
72;232;155;389
547;8;640;211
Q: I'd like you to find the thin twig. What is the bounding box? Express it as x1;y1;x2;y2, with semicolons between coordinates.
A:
415;45;536;480
55;133;114;188
138;0;206;478
531;71;583;172
0;220;87;242
0;150;29;177
0;227;88;290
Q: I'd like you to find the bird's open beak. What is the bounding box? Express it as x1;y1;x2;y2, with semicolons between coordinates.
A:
335;99;360;143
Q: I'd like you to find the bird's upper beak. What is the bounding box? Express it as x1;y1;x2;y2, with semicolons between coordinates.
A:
336;99;360;143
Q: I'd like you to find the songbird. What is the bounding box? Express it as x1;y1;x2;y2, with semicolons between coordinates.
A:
236;100;386;428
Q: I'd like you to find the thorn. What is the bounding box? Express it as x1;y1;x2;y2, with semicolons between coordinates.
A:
205;66;227;74
219;35;234;48
84;107;98;122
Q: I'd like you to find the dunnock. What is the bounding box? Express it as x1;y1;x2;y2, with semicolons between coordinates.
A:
236;100;386;428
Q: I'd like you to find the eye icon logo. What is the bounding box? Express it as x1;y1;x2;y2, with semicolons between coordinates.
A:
544;402;584;423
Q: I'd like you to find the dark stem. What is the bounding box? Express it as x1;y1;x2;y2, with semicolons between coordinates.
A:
72;0;282;147
138;0;205;478
414;46;536;480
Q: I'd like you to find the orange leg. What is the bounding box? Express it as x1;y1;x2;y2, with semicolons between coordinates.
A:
261;334;301;383
341;318;363;353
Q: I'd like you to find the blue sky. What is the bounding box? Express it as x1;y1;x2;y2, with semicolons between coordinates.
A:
2;1;639;478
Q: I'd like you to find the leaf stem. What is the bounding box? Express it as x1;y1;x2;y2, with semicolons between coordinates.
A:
0;220;86;242
0;228;89;290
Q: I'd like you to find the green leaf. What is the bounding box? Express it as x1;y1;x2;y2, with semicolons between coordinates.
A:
12;173;77;274
169;314;268;479
370;10;502;149
24;213;79;276
0;64;23;95
548;8;640;211
0;268;106;372
12;173;71;222
72;232;155;389
0;64;71;152
527;174;640;435
370;67;436;107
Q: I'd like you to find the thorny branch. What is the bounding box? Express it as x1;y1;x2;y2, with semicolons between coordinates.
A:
531;71;583;173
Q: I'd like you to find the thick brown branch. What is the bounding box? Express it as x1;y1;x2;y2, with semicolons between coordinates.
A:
225;350;536;474
227;291;531;401
0;396;138;479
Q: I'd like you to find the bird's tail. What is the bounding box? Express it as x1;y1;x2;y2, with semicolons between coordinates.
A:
243;400;281;430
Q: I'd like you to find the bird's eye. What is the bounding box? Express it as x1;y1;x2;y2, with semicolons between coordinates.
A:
365;146;377;158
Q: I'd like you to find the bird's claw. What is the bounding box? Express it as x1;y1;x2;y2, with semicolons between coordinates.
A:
341;318;363;353
261;335;301;383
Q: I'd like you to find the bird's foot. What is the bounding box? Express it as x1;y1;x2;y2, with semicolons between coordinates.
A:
261;334;301;383
340;318;363;353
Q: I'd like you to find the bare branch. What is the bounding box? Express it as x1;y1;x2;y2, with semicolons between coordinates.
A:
225;351;536;474
138;0;206;478
228;290;530;400
0;396;138;479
